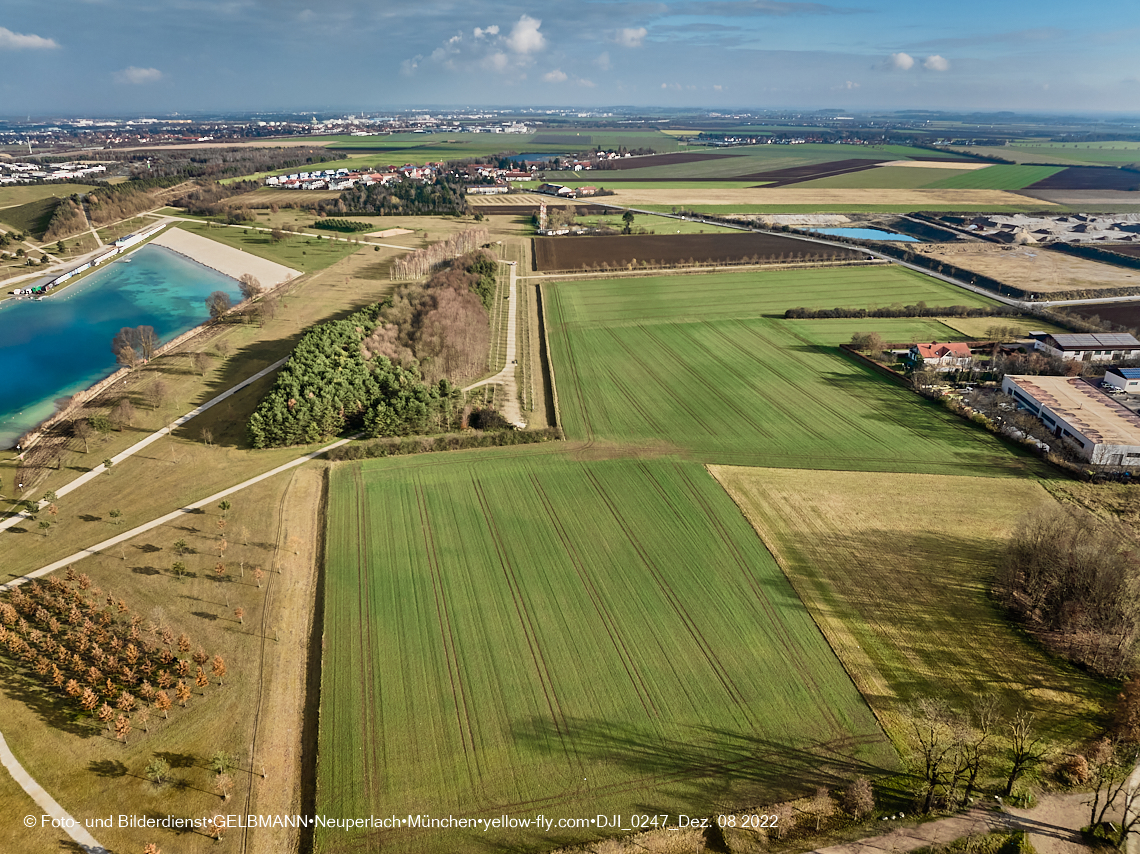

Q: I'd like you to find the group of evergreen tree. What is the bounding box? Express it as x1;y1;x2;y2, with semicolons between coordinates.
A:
246;304;443;448
249;250;497;448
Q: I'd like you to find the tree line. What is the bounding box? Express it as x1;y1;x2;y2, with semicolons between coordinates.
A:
319;176;469;218
248;250;499;447
786;304;1019;320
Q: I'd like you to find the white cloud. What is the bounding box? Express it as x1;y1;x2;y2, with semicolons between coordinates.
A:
400;55;421;76
844;80;860;89
487;51;509;71
615;26;647;48
923;54;950;71
595;51;611;70
713;84;723;91
506;15;545;54
114;66;163;84
578;77;596;88
473;24;499;38
890;52;914;70
543;68;568;82
0;26;58;50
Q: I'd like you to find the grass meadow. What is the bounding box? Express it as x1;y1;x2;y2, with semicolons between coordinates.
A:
318;453;895;854
711;466;1115;749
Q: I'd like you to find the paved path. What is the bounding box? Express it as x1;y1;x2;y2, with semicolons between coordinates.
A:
463;260;525;427
2;356;289;531
1;433;350;591
0;731;107;853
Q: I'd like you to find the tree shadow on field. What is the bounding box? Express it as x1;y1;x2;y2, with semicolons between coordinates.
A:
512;715;898;811
0;671;95;737
155;751;198;770
88;758;128;778
131;565;162;576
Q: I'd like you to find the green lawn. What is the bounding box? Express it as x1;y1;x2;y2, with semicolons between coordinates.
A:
318;453;895;854
0;183;92;209
634;204;1053;214
548;266;997;328
0;196;61;239
173;221;360;272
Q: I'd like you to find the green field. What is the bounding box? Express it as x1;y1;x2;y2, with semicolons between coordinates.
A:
545;268;1041;472
547;266;996;328
635;203;1052;214
0;182;92;209
711;467;1113;748
0;196;61;239
790;166;971;190
318;453;895;854
922;164;1064;190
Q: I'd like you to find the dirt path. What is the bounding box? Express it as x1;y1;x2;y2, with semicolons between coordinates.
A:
464;260;525;427
244;465;324;854
810;794;1110;854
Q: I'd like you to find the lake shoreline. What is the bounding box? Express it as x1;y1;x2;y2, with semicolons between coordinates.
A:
0;242;247;452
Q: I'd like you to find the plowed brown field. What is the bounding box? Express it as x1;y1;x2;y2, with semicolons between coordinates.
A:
532;232;865;271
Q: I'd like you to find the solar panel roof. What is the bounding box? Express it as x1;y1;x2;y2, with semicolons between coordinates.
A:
1050;333;1140;348
1114;367;1140;379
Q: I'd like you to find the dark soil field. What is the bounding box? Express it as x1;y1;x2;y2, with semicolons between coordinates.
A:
593;151;734;171
532;232;866;271
741;157;888;185
1102;244;1140;258
1065;301;1140;330
1028;166;1140;191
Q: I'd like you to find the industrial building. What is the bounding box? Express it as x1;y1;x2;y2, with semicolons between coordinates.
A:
1030;332;1140;362
1002;374;1140;466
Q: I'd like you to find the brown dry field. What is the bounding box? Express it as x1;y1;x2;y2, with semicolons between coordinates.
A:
912;243;1140;293
0;465;325;854
597;187;1049;207
533;232;864;271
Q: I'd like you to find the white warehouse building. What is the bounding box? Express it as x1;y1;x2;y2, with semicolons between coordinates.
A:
1002;374;1140;466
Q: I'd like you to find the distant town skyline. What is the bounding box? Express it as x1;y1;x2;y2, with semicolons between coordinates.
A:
1;0;1138;117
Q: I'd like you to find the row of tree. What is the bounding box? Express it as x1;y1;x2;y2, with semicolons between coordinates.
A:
787;304;1018;320
319;175;469;218
390;227;489;280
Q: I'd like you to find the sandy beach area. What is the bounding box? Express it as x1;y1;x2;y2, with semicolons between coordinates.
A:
151;226;300;286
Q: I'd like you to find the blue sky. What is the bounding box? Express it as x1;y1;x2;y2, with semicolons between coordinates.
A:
1;0;1138;116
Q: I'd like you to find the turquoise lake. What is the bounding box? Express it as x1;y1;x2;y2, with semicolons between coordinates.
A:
814;227;919;242
0;244;242;449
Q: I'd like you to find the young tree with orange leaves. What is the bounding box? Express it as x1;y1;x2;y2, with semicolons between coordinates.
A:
196;667;209;692
234;607;244;625
175;680;190;708
211;655;227;686
154;690;171;719
114;714;131;743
